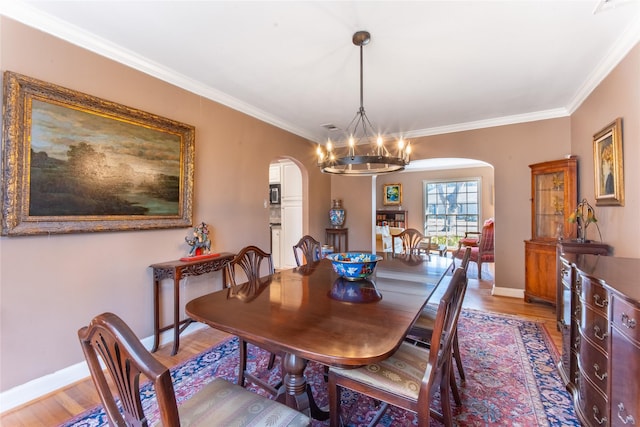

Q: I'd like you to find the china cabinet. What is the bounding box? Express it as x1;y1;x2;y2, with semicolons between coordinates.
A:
524;157;577;304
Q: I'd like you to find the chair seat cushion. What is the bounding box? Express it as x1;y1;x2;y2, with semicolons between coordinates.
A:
460;238;479;246
154;378;310;427
412;305;437;332
330;342;429;401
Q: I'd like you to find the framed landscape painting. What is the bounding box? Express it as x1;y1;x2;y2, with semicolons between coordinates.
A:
383;183;402;206
1;71;195;236
593;118;624;206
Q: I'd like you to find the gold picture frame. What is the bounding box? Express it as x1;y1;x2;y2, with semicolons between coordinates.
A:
1;71;195;236
383;183;402;206
593;118;624;206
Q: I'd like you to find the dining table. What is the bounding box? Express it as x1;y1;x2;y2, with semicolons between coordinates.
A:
185;252;454;419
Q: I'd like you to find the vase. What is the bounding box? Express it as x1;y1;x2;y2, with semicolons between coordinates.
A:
329;199;346;227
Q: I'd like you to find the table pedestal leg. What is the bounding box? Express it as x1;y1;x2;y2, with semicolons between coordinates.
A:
281;353;329;421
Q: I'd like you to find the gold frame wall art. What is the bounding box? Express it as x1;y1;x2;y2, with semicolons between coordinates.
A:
593;118;624;206
383;183;402;206
1;71;195;236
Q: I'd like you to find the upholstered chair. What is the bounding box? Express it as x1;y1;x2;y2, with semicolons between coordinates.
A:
225;245;281;394
453;218;495;279
78;312;310;426
328;267;468;427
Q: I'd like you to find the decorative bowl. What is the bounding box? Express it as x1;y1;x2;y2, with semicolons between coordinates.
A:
326;252;382;281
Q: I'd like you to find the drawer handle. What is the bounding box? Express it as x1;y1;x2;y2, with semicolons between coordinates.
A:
618;403;636;425
621;313;637;329
593;325;608;341
593;405;608;425
593;363;607;381
593;294;608;308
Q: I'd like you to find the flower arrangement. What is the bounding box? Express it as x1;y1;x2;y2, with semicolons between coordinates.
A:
568;199;601;242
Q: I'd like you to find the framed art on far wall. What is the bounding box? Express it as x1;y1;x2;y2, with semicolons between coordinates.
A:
593;117;624;206
383;183;402;206
1;71;195;236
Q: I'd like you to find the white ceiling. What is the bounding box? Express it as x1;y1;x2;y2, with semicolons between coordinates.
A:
3;1;640;146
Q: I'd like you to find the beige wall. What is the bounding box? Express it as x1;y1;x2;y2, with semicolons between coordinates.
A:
570;44;639;256
1;17;638;398
0;18;331;391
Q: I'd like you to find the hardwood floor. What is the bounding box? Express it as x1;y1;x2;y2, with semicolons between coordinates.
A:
0;274;559;427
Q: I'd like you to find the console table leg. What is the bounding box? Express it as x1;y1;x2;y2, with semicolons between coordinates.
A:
171;277;180;356
151;280;160;353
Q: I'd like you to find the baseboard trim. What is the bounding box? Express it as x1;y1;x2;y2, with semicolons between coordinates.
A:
491;284;525;299
0;322;207;413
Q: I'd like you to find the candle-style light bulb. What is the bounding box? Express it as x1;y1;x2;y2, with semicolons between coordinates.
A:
398;138;405;157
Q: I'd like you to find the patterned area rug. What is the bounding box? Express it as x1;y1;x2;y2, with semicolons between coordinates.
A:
62;309;577;426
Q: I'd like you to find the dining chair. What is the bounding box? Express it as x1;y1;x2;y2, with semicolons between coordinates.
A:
225;245;281;395
328;267;468;427
453;218;495;279
292;235;321;266
408;246;472;397
78;312;310;427
392;228;426;255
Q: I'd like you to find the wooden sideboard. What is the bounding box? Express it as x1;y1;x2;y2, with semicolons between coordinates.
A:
557;254;640;427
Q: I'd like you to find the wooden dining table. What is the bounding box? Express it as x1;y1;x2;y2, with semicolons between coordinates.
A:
185;252;453;419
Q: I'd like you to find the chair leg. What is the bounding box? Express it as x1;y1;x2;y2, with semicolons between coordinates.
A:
478;260;483;279
449;358;462;406
440;363;454;427
453;331;466;385
238;339;248;387
328;372;342;427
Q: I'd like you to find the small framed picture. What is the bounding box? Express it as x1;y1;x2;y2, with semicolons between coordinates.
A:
383;184;402;206
593;118;624;206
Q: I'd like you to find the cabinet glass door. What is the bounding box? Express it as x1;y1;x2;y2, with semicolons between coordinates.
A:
534;171;565;239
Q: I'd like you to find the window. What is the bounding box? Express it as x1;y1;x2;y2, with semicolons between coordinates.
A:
424;179;481;248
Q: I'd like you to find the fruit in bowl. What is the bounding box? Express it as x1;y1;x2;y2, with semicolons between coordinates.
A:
326;252;382;281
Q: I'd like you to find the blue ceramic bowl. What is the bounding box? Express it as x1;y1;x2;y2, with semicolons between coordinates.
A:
326;252;382;281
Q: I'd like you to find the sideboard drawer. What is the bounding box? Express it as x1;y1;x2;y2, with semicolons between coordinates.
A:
577;341;608;393
611;296;640;344
580;305;610;353
610;326;640;427
581;276;609;314
578;374;609;427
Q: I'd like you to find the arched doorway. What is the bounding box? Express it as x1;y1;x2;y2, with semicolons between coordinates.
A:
269;159;302;269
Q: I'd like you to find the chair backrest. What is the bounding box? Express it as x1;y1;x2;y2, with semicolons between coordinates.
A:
479;221;495;259
292;235;321;266
392;228;425;255
417;267;468;417
78;312;180;427
225;245;274;288
460;246;473;271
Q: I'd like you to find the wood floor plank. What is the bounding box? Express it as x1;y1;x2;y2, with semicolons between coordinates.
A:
0;276;559;427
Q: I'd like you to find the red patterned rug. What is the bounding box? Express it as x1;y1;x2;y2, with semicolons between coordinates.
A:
62;309;577;426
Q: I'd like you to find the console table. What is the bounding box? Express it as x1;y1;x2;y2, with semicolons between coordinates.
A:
150;253;234;355
325;227;348;253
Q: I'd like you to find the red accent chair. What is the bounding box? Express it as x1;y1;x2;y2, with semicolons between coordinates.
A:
454;219;494;279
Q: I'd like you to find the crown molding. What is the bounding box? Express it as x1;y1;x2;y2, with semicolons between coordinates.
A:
0;2;316;142
2;1;637;144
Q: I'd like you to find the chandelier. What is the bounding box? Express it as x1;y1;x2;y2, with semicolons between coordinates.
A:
317;31;411;175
